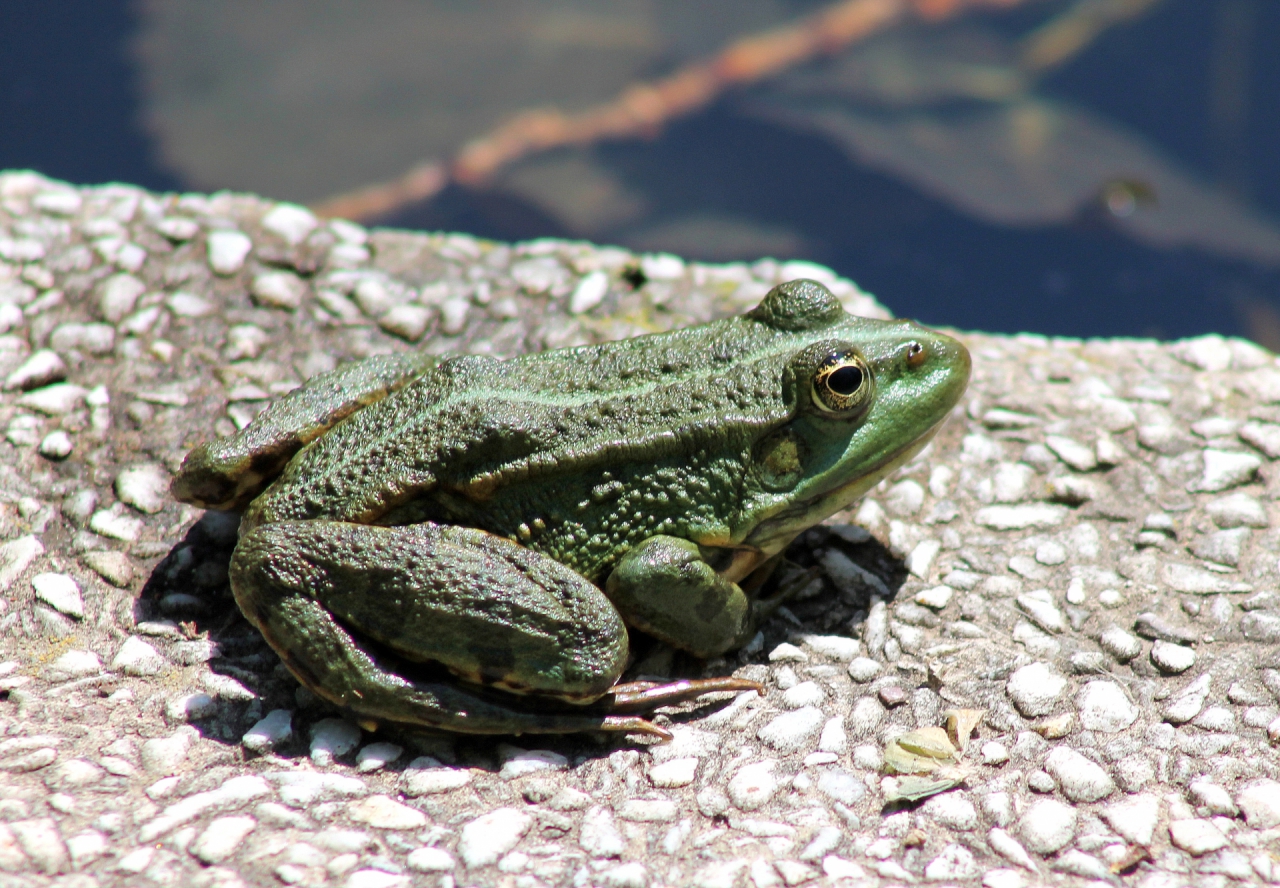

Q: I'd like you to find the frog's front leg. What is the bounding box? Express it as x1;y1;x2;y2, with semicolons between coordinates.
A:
605;535;768;659
231;520;664;735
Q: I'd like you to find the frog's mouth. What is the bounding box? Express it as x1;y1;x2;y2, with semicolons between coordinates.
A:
738;413;948;559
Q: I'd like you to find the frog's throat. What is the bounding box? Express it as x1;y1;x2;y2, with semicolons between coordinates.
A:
740;415;947;558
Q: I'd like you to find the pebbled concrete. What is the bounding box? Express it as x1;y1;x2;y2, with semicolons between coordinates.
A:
1;171;1279;887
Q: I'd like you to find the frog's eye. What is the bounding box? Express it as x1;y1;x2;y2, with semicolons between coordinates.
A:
811;350;873;415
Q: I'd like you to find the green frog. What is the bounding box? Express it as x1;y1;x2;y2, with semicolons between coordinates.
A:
172;279;970;738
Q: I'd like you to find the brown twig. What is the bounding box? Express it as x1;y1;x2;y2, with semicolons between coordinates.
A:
311;0;1031;222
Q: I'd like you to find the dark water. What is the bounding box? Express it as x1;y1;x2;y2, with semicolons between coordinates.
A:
3;0;1278;344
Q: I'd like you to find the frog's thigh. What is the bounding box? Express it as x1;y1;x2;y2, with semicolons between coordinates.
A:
605;535;751;659
173;352;438;510
231;521;631;730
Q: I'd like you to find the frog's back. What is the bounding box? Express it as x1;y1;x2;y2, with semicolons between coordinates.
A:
244;313;792;529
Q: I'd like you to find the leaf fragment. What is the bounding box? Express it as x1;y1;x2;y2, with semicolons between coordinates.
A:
943;708;986;754
896;726;958;760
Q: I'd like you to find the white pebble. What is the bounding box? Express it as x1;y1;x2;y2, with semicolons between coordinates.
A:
65;830;107;869
1034;541;1066;565
165;692;217;723
401;760;471;796
579;806;625;857
1169;819;1228;855
1098;627;1141;662
251;271;306;310
1189;780;1237;816
4;349;66;391
154;216;199;241
32;572;83;618
498;747;567;779
1075;680;1137;732
1100;793;1160;845
782;681;825;709
1006;662;1067;716
379;304;432;341
981;742;1010;765
261;203;317;245
97;273;146;323
640;253;684;280
1163;673;1212;724
649;757;698;788
347;795;427;830
975;504;1068;530
46;649;101;679
846;657;881;682
1151;640;1197;673
18;382;87;415
1044;747;1114;802
1193;449;1261;492
987;828;1037;871
757;706;824;752
438;297;469;335
1045;435;1097;471
207;229;253;275
243;709;293;753
406;846;455;872
924;843;978;881
309;718;362;765
355;742;403;773
190;815;256;864
50;322;114;354
8;818;68;873
1016;589;1065;633
728;759;780;811
914;585;953;609
1017;798;1076;854
140;727;196;776
37;431;73;460
815;769;865;806
1237;779;1280;828
115;463;170;514
922;793;978;831
800;634;861;660
166;291;214;317
768;642;807;662
818;716;847;754
884;480;924;516
569;271;608;313
457;807;531;868
111;636;167;676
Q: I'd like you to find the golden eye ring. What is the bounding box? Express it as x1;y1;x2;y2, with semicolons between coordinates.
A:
812;352;872;414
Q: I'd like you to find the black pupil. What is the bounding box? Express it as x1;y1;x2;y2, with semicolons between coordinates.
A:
827;365;863;396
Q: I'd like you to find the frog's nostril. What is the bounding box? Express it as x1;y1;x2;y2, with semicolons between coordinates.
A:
906;341;927;368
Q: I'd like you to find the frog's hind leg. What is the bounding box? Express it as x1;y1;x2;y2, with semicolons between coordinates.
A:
173;352;439;510
231;519;664;736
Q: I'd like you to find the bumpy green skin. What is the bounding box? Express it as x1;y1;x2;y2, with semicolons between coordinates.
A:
174;280;971;735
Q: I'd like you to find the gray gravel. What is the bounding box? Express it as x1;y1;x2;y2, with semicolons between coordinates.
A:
1;171;1280;887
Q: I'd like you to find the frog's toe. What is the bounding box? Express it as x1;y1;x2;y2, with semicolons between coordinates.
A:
605;676;763;713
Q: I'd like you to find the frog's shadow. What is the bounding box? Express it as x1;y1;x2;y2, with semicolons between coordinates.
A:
138;515;907;764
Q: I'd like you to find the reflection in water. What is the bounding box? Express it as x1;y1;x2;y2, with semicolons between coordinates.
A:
1208;0;1256;199
97;1;1280;340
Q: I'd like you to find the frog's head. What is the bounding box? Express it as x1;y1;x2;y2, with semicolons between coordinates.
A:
736;279;971;556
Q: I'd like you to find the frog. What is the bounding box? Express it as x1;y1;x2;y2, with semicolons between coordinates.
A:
172;278;970;739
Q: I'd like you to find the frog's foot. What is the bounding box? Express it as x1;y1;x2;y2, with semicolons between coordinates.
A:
605;677;764;713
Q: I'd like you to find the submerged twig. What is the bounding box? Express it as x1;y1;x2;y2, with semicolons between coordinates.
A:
310;0;1029;222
